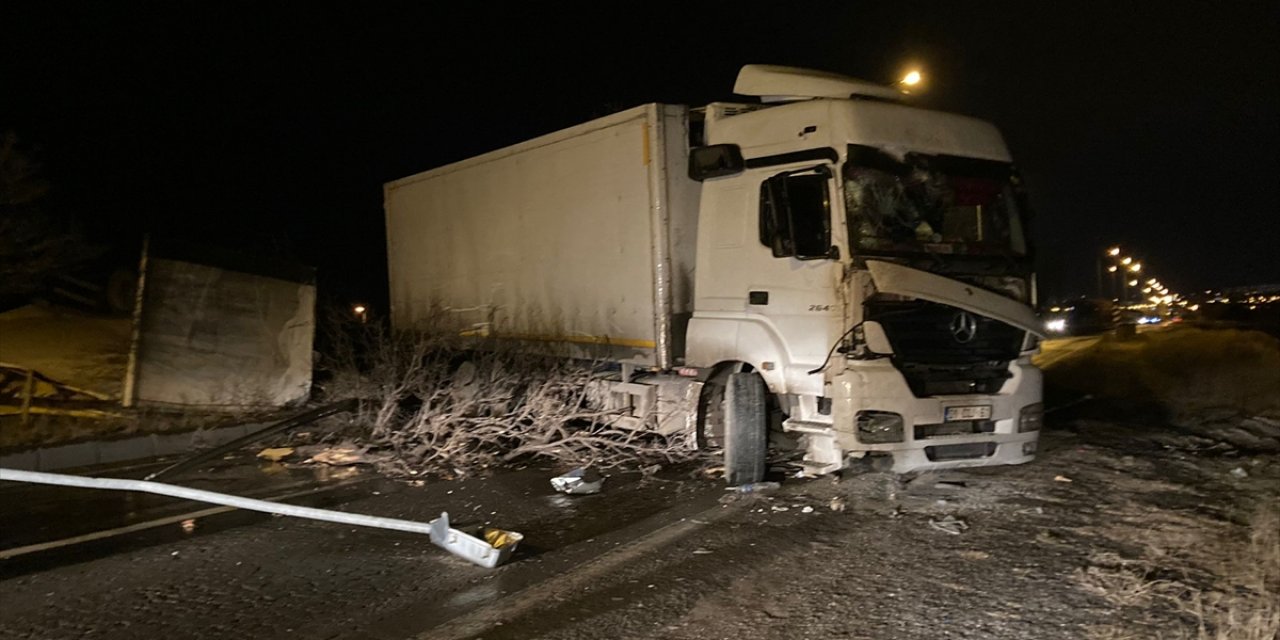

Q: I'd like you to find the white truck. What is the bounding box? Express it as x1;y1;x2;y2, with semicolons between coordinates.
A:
384;65;1045;485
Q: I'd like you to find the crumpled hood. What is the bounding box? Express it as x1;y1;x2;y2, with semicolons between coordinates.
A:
866;260;1046;337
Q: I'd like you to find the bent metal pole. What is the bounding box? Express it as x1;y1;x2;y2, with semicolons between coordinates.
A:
0;467;517;568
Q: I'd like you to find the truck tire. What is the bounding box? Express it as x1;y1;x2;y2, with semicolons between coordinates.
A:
723;371;767;486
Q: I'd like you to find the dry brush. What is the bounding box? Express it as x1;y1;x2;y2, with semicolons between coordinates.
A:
316;317;701;477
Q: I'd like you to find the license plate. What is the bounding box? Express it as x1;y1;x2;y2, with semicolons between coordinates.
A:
944;405;992;422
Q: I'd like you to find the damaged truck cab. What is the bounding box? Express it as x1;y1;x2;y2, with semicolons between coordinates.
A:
384;65;1044;485
686;66;1044;478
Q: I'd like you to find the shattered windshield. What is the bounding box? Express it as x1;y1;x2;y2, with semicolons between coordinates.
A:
843;145;1028;258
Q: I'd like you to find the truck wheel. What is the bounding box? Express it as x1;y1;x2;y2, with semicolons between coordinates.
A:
696;363;746;450
723;371;767;486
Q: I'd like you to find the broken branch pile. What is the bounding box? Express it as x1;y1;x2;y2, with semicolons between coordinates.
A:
318;322;698;477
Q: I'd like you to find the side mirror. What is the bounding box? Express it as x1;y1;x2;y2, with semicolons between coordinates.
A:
688;144;744;181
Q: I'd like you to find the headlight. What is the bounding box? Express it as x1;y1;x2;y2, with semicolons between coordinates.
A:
1018;403;1044;433
856;411;904;443
1045;318;1067;333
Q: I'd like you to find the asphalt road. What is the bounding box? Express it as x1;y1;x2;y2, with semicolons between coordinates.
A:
8;424;1268;640
0;453;727;639
1032;335;1102;369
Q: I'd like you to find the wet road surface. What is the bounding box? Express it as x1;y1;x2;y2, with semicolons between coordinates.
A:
0;454;727;638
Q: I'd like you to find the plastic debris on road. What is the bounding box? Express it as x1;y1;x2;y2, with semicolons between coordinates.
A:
928;515;970;535
550;468;604;495
725;481;781;494
1053;475;1073;483
256;447;294;462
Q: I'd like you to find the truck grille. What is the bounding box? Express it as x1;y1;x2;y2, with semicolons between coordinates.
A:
866;299;1025;398
914;420;996;440
925;442;998;461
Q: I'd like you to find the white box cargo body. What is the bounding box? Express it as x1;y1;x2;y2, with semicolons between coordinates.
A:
384;104;700;368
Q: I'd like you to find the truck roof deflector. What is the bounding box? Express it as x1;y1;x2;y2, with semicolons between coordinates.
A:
734;64;901;102
866;260;1045;337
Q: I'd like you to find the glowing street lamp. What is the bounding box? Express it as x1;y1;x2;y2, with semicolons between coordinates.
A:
1107;247;1121;257
1129;262;1142;272
1121;257;1133;265
1108;265;1118;273
900;70;922;87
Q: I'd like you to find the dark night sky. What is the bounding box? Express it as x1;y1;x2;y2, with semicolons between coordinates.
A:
3;2;1277;308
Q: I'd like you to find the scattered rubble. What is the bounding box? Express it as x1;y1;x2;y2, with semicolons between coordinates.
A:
551;468;605;495
301;442;387;467
725;481;780;494
928;515;970;535
256;447;294;462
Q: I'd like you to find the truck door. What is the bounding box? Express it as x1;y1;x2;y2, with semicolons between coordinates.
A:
690;163;843;396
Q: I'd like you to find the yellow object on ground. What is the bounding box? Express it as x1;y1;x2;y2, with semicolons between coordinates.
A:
256;447;294;462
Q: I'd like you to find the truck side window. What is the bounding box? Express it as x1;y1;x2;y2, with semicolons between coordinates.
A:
759;171;832;259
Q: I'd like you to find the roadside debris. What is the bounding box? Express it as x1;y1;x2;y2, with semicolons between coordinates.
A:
1229;467;1249;479
928;515;970;535
0;467;519;568
551;468;604;495
829;497;847;512
144;399;359;481
1054;475;1073;483
304;442;387;467
482;527;522;551
256;447;294;462
428;513;522;569
726;481;781;494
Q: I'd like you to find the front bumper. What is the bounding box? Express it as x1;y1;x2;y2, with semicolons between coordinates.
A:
821;355;1042;473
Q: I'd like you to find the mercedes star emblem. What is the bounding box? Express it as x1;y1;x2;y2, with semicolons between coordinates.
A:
950;311;978;343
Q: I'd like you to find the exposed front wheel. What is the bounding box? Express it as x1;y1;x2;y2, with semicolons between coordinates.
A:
722;371;767;486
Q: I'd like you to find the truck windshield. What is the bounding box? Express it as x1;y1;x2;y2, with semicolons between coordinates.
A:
843;145;1028;258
